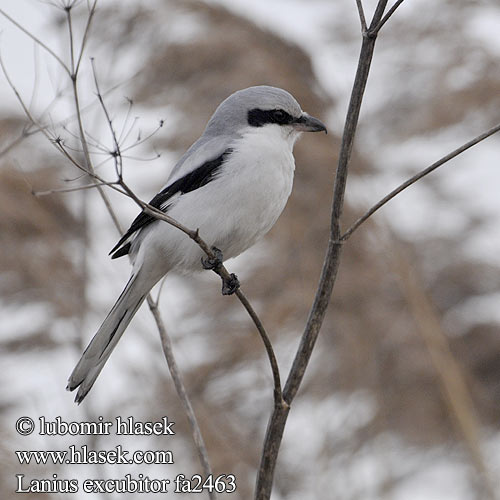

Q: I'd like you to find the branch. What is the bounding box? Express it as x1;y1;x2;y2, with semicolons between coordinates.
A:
75;1;98;76
355;0;368;33
90;58;123;178
341;121;500;241
254;1;389;498
33;180;122;197
235;289;283;406
0;7;70;76
373;0;406;34
147;295;217;500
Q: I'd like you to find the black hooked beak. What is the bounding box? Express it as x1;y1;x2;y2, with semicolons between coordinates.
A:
293;113;327;134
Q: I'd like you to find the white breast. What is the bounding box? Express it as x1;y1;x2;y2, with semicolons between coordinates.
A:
138;125;298;274
211;126;296;257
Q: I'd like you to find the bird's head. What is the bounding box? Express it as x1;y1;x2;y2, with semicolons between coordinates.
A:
205;86;327;142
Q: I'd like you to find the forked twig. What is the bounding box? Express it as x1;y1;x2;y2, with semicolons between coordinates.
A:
355;0;368;32
374;0;406;33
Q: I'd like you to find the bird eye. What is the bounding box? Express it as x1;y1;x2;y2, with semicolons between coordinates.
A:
272;109;291;124
273;110;286;120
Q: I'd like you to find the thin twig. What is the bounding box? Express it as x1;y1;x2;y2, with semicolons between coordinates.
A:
90;59;123;178
340;122;500;241
33;180;120;196
28;44;40;111
0;52;59;149
235;289;283;406
0;7;70;76
0;80;135;162
75;0;97;76
117;98;135;145
66;4;76;75
355;0;368;33
147;295;217;500
255;1;389;498
121;120;165;152
373;0;406;34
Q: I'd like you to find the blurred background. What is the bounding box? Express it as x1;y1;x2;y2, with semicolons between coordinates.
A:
1;0;500;499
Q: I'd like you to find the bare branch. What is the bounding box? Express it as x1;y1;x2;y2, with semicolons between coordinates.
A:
235;289;283;405
117;98;135;145
33;180;121;196
147;295;217;500
373;0;406;33
90;58;123;178
341;121;500;241
0;52;60;148
66;4;76;74
355;0;368;33
121;120;165;152
75;0;98;76
0;7;71;76
255;1;389;498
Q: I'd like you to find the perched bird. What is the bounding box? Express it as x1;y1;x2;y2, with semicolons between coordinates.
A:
67;85;327;403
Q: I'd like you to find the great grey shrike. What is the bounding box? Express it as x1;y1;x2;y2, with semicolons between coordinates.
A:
67;85;327;403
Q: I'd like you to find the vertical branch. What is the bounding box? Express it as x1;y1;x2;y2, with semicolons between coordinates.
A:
255;2;389;499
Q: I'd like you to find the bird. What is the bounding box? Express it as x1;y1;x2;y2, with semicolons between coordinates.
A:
67;85;327;403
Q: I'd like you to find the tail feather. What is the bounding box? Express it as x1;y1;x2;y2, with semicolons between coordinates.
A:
67;272;148;404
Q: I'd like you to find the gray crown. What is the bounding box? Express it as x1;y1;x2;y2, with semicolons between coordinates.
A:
205;86;302;136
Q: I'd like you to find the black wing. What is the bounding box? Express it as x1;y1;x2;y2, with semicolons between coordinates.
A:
110;148;233;259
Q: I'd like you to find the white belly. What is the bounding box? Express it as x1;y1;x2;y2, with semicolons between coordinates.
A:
137;127;296;275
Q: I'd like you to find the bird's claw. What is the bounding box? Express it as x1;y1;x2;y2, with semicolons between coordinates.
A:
201;247;239;295
222;273;240;295
201;247;224;271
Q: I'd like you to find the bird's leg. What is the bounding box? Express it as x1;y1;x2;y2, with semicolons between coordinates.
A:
201;247;240;295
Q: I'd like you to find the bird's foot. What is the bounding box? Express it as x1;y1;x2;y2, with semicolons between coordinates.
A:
222;273;240;296
201;247;240;295
201;247;224;271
